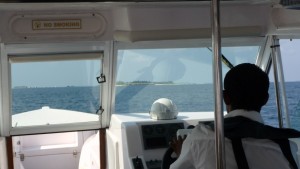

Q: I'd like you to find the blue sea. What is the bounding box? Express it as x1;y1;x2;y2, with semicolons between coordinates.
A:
12;82;300;131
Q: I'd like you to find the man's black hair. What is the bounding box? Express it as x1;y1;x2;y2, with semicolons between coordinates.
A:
224;63;269;111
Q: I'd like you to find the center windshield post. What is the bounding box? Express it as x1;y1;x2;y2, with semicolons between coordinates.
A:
211;0;226;169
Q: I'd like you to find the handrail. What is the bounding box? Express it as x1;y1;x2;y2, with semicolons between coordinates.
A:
211;0;226;169
271;37;283;128
271;36;291;128
276;41;291;128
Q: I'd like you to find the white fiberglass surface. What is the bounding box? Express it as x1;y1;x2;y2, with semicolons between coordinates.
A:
0;137;7;169
115;44;260;114
19;132;78;150
10;54;102;128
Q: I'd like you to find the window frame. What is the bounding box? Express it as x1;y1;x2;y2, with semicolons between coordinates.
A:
1;41;107;136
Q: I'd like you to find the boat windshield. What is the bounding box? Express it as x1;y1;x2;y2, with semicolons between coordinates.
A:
10;53;102;129
115;41;260;114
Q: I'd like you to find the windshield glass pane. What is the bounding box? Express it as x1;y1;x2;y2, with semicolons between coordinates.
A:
115;45;259;114
11;54;102;127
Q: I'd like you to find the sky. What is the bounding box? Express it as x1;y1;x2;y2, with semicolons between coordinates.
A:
275;39;300;82
11;60;100;88
115;45;260;84
11;39;300;88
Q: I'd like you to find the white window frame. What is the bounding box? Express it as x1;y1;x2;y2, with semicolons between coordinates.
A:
0;41;110;136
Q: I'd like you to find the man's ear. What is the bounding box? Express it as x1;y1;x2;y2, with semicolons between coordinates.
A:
223;90;231;105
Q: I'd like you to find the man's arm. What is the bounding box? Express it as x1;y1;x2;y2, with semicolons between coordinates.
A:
169;135;195;169
169;135;186;157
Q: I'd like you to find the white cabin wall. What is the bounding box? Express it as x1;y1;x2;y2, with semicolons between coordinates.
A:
0;43;10;137
114;5;211;31
0;3;299;44
0;3;275;44
271;7;300;37
114;4;270;31
0;137;8;169
11;131;96;169
113;4;272;42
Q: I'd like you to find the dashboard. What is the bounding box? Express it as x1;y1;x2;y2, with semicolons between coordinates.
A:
108;112;216;169
141;123;184;150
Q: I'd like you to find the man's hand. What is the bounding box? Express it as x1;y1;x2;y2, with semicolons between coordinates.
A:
169;135;187;157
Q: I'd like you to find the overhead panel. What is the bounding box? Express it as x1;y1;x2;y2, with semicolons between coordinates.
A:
9;13;106;40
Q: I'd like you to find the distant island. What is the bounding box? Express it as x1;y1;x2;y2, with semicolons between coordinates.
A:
13;86;28;89
12;81;177;88
116;81;174;86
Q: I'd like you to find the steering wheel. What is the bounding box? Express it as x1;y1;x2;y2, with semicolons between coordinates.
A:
162;125;194;169
161;147;177;169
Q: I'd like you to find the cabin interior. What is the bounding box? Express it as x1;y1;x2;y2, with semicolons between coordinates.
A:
1;0;300;169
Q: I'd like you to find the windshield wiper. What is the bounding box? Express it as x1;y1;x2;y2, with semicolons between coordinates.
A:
207;47;234;69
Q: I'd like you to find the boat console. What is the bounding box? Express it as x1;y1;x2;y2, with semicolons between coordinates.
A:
107;112;215;169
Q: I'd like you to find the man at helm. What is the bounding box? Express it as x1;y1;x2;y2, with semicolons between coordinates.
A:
170;63;299;169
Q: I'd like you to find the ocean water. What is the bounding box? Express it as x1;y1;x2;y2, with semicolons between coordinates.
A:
262;82;300;130
12;86;100;114
12;82;300;130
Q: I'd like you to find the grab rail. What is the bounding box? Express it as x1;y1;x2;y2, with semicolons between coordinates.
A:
271;36;291;128
211;0;226;169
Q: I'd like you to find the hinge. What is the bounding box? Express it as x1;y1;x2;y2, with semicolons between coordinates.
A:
96;73;106;84
96;106;104;115
73;150;78;156
20;154;25;161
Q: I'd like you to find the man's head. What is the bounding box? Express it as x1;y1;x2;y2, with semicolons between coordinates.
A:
223;63;269;112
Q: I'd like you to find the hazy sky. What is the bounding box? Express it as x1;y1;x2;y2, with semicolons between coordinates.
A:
276;39;300;82
11;39;300;88
116;46;259;84
11;60;100;88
